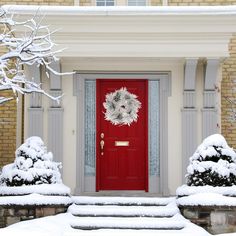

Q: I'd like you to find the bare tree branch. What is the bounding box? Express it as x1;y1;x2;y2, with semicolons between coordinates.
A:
0;7;72;104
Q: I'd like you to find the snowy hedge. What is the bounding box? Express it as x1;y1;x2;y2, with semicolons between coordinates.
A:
186;134;236;187
0;137;62;186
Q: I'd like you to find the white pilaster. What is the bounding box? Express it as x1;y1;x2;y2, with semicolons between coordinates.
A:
182;58;198;182
202;59;220;138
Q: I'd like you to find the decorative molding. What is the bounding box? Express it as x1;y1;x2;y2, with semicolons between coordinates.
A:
8;6;236;58
183;91;195;109
159;74;171;196
48;61;64;176
74;74;85;194
25;65;43;139
25;65;42;108
48;108;64;167
203;91;215;108
202;108;218;139
184;59;198;91
182;59;198;182
49;61;62;90
28;108;43;138
50;90;63;108
204;59;220;91
181;108;198;183
202;59;220;138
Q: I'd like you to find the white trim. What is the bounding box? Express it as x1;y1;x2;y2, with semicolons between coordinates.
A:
4;6;236;59
73;72;171;195
4;5;236;15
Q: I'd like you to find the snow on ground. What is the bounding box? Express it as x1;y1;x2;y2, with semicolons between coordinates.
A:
0;213;74;236
0;197;210;236
0;212;210;236
0;183;71;196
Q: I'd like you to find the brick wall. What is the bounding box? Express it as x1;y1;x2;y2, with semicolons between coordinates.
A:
79;0;92;6
0;91;17;167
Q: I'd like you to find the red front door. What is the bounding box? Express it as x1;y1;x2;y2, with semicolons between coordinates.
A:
96;80;148;191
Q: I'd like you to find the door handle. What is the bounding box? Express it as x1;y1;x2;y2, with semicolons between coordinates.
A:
100;140;105;150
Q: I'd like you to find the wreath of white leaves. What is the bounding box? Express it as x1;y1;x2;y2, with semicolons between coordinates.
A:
103;87;141;126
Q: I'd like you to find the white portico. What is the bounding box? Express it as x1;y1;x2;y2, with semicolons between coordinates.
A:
4;5;236;195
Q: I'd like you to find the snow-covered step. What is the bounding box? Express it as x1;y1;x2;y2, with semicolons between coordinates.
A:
68;204;178;218
71;216;185;230
72;196;175;206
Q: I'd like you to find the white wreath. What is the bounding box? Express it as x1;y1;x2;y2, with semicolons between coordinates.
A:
103;87;141;126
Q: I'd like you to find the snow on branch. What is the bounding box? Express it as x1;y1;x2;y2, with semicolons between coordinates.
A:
0;7;71;104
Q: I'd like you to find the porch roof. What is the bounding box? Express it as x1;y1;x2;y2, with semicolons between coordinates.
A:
3;5;236;58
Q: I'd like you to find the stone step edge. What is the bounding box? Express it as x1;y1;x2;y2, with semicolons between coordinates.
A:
74;203;168;206
72;197;174;207
71;225;184;230
71;214;174;218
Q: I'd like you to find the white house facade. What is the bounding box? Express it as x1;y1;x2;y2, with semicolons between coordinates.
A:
4;5;236;195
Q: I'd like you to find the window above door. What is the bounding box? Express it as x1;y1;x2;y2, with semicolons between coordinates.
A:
96;0;115;6
128;0;146;6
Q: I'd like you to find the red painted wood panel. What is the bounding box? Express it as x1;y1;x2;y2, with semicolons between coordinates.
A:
96;80;148;191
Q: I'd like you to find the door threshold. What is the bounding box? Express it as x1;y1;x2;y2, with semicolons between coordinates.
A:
79;191;164;197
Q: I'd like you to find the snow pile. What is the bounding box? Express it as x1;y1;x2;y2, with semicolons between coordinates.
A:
0;137;62;187
186;134;236;187
177;192;236;206
0;183;70;196
176;184;236;197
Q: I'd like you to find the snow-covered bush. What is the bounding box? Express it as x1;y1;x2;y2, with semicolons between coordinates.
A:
186;134;236;187
0;137;62;186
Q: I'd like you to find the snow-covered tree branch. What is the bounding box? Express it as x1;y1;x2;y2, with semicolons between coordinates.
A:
0;7;68;104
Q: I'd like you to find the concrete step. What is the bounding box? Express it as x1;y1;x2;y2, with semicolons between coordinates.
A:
68;204;178;218
72;196;175;206
70;216;185;230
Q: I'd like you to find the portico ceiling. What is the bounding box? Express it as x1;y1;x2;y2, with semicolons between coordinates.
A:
3;5;236;58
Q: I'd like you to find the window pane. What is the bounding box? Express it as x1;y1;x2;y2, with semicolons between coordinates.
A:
96;0;114;6
85;80;96;176
128;0;146;5
149;80;160;176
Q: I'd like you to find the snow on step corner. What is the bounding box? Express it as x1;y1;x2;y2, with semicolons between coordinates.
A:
0;193;72;206
70;216;185;230
177;192;236;206
0;183;71;196
68;204;179;217
72;196;175;206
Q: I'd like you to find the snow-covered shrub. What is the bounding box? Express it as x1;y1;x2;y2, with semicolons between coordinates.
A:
0;137;62;186
186;134;236;187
